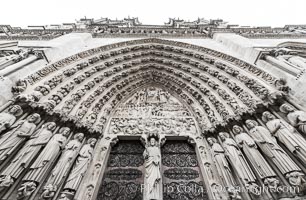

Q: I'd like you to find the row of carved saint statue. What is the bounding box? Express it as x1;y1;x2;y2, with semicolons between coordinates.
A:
0;105;97;200
0;103;306;199
206;103;306;199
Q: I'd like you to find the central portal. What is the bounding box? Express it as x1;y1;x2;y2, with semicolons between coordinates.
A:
98;140;207;200
97;86;207;200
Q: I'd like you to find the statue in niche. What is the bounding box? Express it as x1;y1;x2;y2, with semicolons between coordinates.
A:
0;122;56;190
143;133;162;200
280;103;306;135
41;133;84;199
218;132;259;194
262;111;306;165
207;137;241;200
245;119;305;187
62;138;97;194
0;105;23;133
18;127;70;198
232;125;279;189
0;113;40;162
274;50;306;70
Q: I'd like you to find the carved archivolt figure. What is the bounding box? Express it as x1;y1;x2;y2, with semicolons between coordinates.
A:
232;125;279;189
207;137;241;200
63;138;97;193
0;122;56;190
18;127;70;198
143;133;162;200
218;132;259;193
246;119;304;187
280;103;306;135
0;105;23;133
263;111;306;164
41;133;84;198
0;113;40;162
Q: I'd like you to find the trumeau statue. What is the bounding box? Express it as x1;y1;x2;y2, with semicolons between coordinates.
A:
218;132;259;194
0;105;23;133
18;127;70;198
0;122;56;190
262;111;306;165
207;137;241;200
143;133;162;200
245;119;305;186
62;138;97;193
280;103;306;135
41;133;84;199
0;113;40;162
233;125;280;189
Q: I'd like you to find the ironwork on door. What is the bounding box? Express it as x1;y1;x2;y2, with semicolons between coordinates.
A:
97;141;145;200
161;141;208;200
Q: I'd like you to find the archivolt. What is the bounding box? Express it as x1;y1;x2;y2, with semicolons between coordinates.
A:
12;38;281;135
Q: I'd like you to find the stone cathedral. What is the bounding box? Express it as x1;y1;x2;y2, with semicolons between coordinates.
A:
1;17;306;200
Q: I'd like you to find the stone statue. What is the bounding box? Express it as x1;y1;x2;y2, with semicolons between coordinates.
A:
218;132;259;194
262;111;306;164
0;122;56;190
232;125;279;189
143;133;162;200
245;119;305;187
0;113;40;162
41;133;84;199
19;127;70;196
63;138;97;193
280;103;306;135
0;105;23;133
207;137;241;199
276;53;306;70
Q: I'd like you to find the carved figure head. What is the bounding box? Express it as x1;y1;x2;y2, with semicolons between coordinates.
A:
147;132;159;146
232;125;243;135
262;111;276;122
75;133;85;142
218;132;229;141
27;113;41;124
279;103;295;113
88;138;97;147
207;137;217;146
45;122;56;131
7;105;23;116
59;127;70;137
245;120;258;129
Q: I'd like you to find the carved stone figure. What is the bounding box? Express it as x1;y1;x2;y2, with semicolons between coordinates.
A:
207;137;241;199
0;105;23;133
246;119;304;186
262;111;306;164
63;138;97;193
0;113;40;162
143;133;162;200
280;103;306;135
232;125;279;189
0;122;56;190
41;133;84;199
218;132;259;194
20;127;70;191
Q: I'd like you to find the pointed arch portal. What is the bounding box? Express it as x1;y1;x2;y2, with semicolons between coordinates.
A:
2;38;305;200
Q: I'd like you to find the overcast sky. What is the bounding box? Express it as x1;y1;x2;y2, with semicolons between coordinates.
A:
1;0;305;28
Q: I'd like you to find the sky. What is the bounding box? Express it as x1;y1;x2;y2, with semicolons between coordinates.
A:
1;0;306;28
